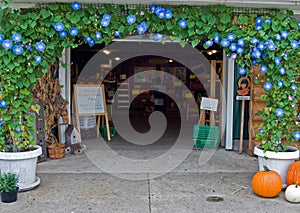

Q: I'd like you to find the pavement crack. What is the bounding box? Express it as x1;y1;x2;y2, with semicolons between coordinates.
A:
148;176;152;213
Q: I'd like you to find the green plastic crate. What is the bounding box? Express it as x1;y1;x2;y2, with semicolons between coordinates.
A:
193;139;219;149
193;125;220;140
193;125;220;148
100;126;117;139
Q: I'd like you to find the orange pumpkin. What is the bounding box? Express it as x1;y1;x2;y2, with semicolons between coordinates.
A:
286;161;300;186
252;166;282;198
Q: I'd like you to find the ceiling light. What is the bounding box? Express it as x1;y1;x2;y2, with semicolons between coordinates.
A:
103;50;111;55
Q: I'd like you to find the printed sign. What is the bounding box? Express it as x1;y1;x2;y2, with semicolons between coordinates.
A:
200;97;218;111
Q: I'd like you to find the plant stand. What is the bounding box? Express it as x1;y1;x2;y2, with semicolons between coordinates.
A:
254;145;300;188
0;146;42;191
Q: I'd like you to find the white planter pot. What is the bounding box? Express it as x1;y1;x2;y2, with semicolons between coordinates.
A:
254;146;300;188
0;145;42;191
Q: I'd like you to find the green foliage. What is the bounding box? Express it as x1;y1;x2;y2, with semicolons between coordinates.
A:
0;3;299;152
0;172;19;192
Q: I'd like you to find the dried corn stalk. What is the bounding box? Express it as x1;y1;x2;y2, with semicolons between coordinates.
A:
32;61;68;145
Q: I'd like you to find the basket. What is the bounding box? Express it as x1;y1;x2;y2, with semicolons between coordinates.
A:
193;125;220;149
100;126;117;139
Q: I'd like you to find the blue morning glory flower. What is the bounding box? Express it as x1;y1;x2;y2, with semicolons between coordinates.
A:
154;6;163;14
153;33;163;41
291;84;298;91
255;16;262;25
12;45;23;55
251;49;261;59
2;39;12;50
165;8;172;19
149;4;156;13
251;37;259;44
205;40;213;47
88;38;95;47
237;38;245;46
156;8;165;19
34;55;42;63
126;15;136;25
264;82;273;91
229;43;237;51
264;18;272;24
71;1;81;10
298;21;300;29
137;21;148;34
267;40;276;51
257;42;265;51
114;31;121;37
15;127;22;133
252;60;258;66
213;33;220;43
260;64;268;73
0;34;4;42
278;80;284;88
0;100;7;108
294;132;300;141
35;41;46;52
256;26;262;31
95;31;102;40
261;52;268;58
227;33;236;42
54;22;64;32
279;67;286;75
291;40;299;49
236;46;244;54
220;38;230;47
12;33;22;42
101;14;111;27
69;27;78;37
59;31;67;38
275;33;281;41
275;108;284;118
85;36;92;43
259;128;264;134
178;19;187;28
238;67;246;75
281;31;288;39
274;57;281;66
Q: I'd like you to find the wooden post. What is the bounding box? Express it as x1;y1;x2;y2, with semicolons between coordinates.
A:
239;99;245;154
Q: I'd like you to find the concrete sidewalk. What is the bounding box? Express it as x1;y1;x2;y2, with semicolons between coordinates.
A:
1;140;300;213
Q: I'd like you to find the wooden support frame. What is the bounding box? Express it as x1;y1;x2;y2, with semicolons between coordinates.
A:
73;84;111;142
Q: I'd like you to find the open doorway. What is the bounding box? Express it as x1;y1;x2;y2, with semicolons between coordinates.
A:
70;41;224;148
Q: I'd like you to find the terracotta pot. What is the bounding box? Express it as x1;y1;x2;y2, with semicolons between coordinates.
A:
47;144;65;159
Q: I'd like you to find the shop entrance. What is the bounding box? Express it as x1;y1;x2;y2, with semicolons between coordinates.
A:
70;41;224;147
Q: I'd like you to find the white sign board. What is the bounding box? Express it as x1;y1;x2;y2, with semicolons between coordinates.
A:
200;97;218;112
74;84;106;115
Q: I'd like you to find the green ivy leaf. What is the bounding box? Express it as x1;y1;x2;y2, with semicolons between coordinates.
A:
220;13;231;24
40;9;51;19
238;14;248;24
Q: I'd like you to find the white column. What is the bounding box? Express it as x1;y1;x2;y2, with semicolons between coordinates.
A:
225;57;235;150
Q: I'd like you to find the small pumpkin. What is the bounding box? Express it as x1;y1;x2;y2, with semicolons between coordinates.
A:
252;166;282;198
286;161;300;186
285;182;300;203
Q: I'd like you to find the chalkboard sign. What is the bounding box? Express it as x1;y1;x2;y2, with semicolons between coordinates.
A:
73;84;111;141
74;84;107;116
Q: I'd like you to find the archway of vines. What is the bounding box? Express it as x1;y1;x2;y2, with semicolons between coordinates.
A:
0;1;299;152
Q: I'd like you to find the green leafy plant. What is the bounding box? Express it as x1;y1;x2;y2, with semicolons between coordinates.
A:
0;1;299;152
0;172;19;192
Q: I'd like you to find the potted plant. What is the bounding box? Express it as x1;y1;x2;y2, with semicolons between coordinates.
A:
0;172;19;203
32;61;69;159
